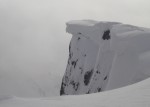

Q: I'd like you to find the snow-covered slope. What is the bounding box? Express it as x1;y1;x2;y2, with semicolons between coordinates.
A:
1;77;150;107
60;20;150;95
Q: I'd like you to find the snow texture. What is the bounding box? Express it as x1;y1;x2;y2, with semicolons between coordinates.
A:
60;20;150;95
1;77;150;107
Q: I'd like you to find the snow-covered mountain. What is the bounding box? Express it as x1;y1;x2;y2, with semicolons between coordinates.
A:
60;20;150;95
0;20;150;107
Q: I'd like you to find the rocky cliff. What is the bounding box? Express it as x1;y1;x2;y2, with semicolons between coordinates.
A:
60;20;150;95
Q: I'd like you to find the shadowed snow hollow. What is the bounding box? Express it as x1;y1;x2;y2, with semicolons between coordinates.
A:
60;20;150;95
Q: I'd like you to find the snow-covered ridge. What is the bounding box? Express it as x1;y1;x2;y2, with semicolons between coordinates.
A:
60;20;150;95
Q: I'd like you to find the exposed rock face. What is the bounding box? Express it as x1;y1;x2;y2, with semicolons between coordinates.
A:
60;20;150;95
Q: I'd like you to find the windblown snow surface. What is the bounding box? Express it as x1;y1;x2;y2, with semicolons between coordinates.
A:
0;78;150;107
1;20;150;107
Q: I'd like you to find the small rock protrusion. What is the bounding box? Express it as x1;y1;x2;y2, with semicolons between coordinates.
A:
97;88;101;92
77;37;81;40
71;59;78;68
60;82;65;95
84;69;93;86
104;76;108;80
102;30;110;40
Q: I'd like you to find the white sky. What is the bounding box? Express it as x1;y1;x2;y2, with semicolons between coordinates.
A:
0;0;150;78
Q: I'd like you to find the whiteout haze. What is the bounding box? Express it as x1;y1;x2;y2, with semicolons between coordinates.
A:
1;20;150;107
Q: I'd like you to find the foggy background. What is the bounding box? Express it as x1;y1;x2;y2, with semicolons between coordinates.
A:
0;0;150;97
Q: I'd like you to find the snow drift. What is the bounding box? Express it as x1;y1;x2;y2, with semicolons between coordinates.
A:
1;77;150;107
60;20;150;95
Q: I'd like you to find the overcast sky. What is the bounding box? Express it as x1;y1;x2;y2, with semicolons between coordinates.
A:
0;0;150;79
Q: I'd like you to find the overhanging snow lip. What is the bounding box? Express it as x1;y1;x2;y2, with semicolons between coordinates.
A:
66;20;121;36
66;20;99;27
66;20;99;36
